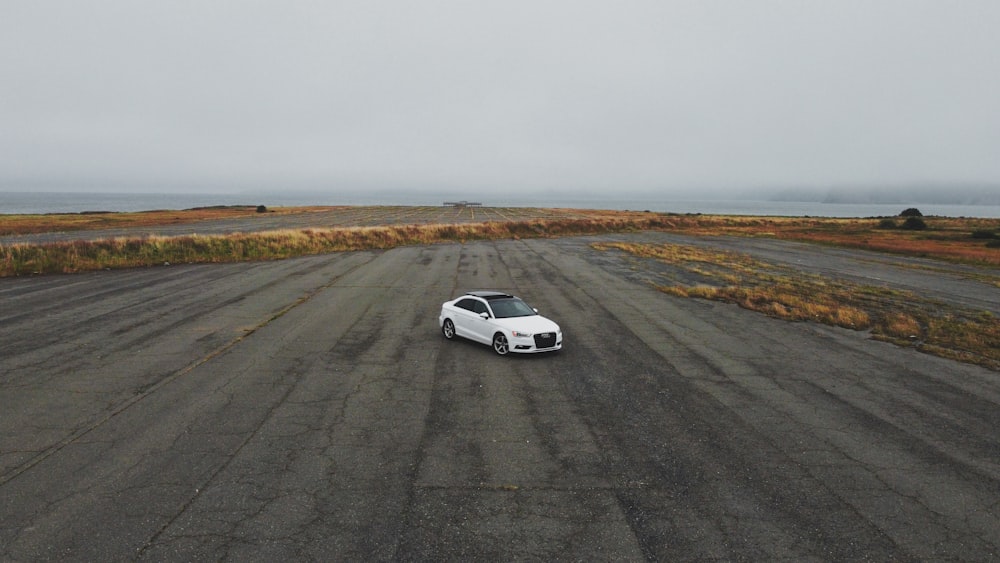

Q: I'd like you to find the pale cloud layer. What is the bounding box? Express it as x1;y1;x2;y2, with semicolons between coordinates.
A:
2;1;999;195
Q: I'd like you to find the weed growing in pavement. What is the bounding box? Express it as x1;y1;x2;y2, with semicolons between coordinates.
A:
593;241;1000;371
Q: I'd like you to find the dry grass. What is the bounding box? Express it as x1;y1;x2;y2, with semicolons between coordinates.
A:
878;312;923;340
0;206;334;236
594;241;1000;370
1;216;675;277
595;242;874;330
6;206;997;265
648;214;1000;266
0;205;662;236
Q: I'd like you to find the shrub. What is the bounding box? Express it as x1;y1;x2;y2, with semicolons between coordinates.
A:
971;229;997;239
256;205;268;213
877;218;897;229
901;216;927;230
900;208;923;217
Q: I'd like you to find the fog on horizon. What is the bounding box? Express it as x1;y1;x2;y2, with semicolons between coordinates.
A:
2;1;999;200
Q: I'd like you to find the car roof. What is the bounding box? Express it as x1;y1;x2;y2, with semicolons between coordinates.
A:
465;290;513;300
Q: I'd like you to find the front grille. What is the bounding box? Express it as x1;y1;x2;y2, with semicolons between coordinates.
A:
534;333;556;348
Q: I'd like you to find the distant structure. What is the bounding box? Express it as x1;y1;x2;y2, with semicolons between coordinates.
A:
443;200;482;207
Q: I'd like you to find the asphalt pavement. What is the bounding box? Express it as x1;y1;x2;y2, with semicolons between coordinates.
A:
1;235;998;560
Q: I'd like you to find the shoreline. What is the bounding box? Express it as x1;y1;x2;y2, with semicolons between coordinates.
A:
4;191;1000;218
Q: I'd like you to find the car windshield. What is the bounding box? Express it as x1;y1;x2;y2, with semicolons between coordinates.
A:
489;298;536;319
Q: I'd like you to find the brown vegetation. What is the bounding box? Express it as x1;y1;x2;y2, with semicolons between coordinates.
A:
594;241;1000;370
1;216;674;277
0;206;312;236
646;215;1000;267
5;207;997;265
4;207;997;275
0;205;657;236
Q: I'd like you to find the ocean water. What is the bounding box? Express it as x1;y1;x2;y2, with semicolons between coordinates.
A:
2;190;999;218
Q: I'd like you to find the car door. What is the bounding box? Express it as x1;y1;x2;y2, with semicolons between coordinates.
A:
451;298;481;340
468;300;493;343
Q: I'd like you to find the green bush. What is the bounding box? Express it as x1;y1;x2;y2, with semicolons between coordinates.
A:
877;218;897;229
901;217;927;230
900;208;923;217
971;229;997;239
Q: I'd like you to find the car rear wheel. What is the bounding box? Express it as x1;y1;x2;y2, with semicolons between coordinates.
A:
442;319;456;339
493;333;509;355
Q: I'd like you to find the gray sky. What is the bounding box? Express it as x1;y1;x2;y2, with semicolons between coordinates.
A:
2;1;999;196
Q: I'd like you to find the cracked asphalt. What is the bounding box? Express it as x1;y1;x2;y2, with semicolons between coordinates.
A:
1;234;999;560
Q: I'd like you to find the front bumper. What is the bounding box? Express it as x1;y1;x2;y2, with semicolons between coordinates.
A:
510;332;562;353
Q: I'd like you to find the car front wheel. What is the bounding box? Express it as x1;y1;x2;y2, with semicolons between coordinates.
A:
493;333;509;355
442;319;456;340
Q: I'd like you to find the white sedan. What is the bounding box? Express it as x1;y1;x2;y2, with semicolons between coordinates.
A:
439;291;563;355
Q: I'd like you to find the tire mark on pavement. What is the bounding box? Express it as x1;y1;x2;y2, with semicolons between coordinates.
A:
518;236;1000;559
0;254;377;487
398;240;648;559
508;238;892;558
133;245;449;560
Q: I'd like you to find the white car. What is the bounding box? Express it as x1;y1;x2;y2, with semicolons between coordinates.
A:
439;291;563;355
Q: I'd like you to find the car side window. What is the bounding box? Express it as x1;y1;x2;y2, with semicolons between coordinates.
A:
473;301;488;315
455;298;477;312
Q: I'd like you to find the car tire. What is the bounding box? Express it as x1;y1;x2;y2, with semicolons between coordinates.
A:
442;319;456;340
493;333;510;355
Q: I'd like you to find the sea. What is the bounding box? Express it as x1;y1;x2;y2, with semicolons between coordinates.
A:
2;190;1000;218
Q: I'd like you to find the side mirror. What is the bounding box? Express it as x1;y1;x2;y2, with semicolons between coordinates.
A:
479;312;490;319
533;308;539;313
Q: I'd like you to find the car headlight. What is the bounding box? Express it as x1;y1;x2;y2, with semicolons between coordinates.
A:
511;330;532;337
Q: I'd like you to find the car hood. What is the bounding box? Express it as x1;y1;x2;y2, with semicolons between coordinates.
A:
493;315;560;334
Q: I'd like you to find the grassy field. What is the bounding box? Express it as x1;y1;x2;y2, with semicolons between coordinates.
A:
0;205;278;235
0;205;647;236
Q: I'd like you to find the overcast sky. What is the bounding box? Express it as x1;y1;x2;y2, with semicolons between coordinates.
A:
2;1;999;197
